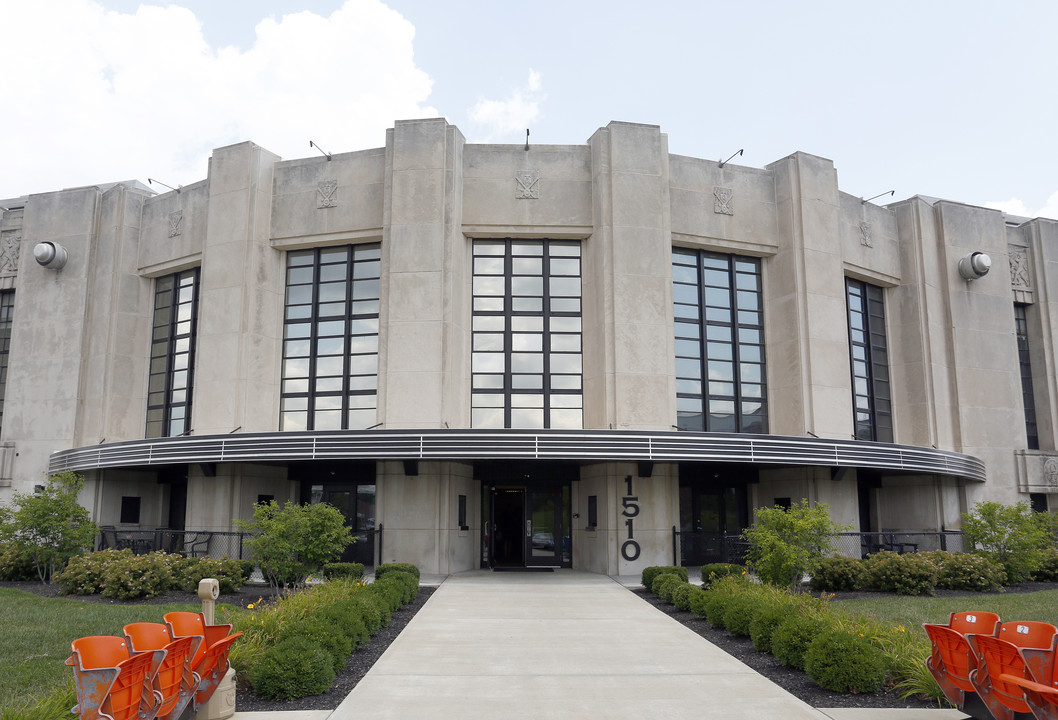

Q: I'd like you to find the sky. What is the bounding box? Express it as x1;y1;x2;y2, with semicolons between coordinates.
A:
2;0;1056;219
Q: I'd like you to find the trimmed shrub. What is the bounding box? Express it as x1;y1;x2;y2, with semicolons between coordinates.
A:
172;556;246;593
100;551;175;599
348;592;388;632
319;601;371;649
931;551;1005;591
672;583;699;611
323;562;365;581
750;605;790;654
772;615;828;669
248;636;335;700
642;566;688;589
0;542;38;580
700;563;743;583
374;570;418;605
375;563;420;581
689;589;711;617
704;592;733;628
722;595;758;637
56;548;130;595
1031;548;1058;582
804;629;888;693
809;556;866;592
279;617;353;674
370;578;404;613
651;573;682;599
864;551;937;596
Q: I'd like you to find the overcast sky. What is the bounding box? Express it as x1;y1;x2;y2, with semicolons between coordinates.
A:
2;0;1056;219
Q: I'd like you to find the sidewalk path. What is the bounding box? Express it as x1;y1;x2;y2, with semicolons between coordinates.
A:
327;570;831;720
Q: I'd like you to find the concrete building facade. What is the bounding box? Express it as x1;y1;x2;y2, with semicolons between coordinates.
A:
0;118;1053;576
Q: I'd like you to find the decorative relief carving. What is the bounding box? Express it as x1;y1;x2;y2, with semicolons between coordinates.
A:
0;231;21;276
317;180;338;209
713;187;734;215
1009;247;1031;289
1046;458;1058;488
515;170;540;199
859;221;873;248
167;211;183;238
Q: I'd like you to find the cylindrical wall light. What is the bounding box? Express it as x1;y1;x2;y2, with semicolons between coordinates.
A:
958;251;991;281
33;242;69;270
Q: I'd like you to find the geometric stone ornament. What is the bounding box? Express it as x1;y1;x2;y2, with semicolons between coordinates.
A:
713;187;734;215
859;221;873;248
0;230;20;276
515;170;540;199
167;211;183;238
317;180;338;209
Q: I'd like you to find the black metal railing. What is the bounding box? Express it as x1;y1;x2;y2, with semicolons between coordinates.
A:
673;528;967;567
96;525;384;566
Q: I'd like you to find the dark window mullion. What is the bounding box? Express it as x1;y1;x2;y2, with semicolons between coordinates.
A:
542;242;552;428
729;258;744;431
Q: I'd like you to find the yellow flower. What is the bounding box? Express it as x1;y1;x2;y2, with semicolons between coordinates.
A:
858;633;864;637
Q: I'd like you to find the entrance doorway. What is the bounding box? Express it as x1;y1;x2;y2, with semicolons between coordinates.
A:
478;462;574;569
679;464;750;565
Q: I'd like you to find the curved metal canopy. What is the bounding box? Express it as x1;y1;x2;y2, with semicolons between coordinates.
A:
48;428;986;482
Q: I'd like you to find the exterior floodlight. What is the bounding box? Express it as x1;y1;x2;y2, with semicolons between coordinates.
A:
958;252;991;280
33;242;68;270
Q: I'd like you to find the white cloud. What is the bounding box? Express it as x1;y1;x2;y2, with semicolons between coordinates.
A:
467;70;544;142
986;193;1058;221
0;0;436;198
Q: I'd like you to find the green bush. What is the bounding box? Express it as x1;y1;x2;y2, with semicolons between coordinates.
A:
248;636;336;700
672;583;698;611
641;566;688;588
864;551;937;596
238;559;256;583
689;589;711;617
700;563;743;583
931;551;1005;591
100;551;175;599
319;601;371;649
279;617;353;674
704;592;732;628
171;556;246;593
962;501;1049;583
1033;548;1058;582
809;556;866;592
323;562;365;581
722;595;758;637
0;542;38;580
772;615;828;669
804;629;888;693
743;500;847;589
749;604;790;654
374;570;418;605
375;563;420;581
348;592;388;632
651;573;682;600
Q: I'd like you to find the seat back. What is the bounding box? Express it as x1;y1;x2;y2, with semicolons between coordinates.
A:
998;621;1058;650
125;623;199;720
70;635;130;670
976;634;1034;714
923;624;978;693
949;611;1001;637
164;611;208;667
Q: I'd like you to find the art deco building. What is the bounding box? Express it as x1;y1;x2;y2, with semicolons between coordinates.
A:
0;119;1054;576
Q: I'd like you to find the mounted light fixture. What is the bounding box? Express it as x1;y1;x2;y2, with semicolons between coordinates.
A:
33;241;68;270
958;252;992;281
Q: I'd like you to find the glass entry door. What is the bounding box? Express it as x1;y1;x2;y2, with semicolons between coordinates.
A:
486;485;569;568
527;488;563;567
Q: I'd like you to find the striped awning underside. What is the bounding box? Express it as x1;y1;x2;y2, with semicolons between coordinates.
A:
47;429;986;482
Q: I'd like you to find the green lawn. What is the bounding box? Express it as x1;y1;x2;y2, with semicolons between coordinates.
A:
833;589;1058;635
0;587;201;713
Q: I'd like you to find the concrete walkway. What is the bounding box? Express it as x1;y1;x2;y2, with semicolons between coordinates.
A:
232;570;969;720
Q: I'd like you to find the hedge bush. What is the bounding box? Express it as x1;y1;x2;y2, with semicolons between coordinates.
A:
700;563;743;583
375;562;420;581
772;615;828;669
642;566;688;589
651;573;683;600
930;551;1005;591
55;549;249;599
1031;548;1058;582
279;616;353;674
689;589;711;617
0;543;38;580
804;629;888;693
864;551;937;596
672;583;698;611
323;562;365;581
809;556;866;592
248;636;336;700
704;592;733;628
722;595;758;637
749;604;790;654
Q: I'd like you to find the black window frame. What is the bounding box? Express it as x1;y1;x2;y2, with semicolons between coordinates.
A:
0;291;12;435
673;249;768;433
1015;303;1039;450
280;244;380;431
471;239;583;429
846;278;892;443
146;269;199;438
